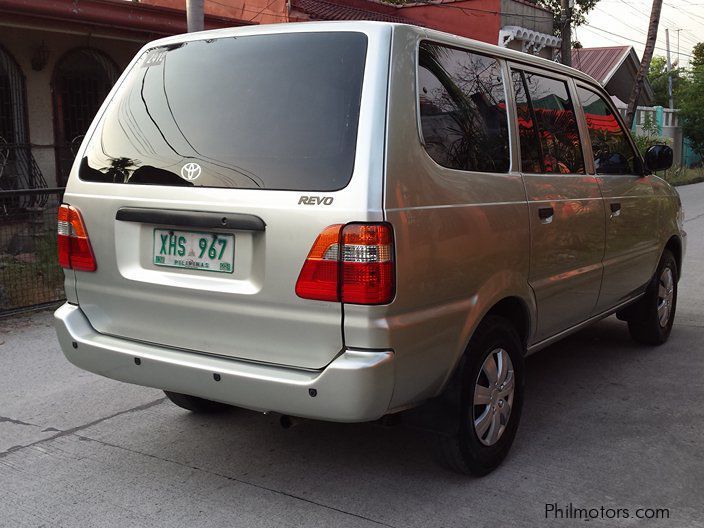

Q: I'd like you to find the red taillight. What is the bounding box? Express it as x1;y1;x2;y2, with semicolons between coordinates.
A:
295;224;342;302
57;204;97;272
295;223;395;305
340;224;395;304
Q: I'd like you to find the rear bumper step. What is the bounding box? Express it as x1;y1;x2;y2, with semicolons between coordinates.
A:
54;303;394;422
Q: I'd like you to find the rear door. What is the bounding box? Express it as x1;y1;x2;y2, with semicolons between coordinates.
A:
510;66;605;341
64;27;390;369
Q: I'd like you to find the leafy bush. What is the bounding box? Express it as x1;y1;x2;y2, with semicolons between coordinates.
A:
663;165;704;186
632;113;670;157
680;66;704;162
633;134;671;157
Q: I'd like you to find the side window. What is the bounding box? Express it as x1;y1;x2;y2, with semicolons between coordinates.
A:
511;70;585;174
511;71;543;173
576;87;642;175
418;41;510;173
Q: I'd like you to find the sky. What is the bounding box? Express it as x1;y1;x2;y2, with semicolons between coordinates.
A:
576;0;704;67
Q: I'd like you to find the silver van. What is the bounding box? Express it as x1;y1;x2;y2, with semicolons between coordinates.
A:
54;22;685;475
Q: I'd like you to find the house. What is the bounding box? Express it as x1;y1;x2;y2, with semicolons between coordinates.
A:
148;0;559;57
288;0;560;58
571;46;655;107
1;0;558;189
0;0;252;188
148;0;560;57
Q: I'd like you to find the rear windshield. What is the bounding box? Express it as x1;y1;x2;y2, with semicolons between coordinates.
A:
78;32;368;191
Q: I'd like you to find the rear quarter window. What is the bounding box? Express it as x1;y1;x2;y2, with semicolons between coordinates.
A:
417;41;510;174
77;32;368;191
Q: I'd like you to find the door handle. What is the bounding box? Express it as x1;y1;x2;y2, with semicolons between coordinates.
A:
610;202;621;218
538;206;554;224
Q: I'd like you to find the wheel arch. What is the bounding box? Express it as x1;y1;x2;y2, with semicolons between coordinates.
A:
484;296;531;349
439;295;531;399
664;235;682;279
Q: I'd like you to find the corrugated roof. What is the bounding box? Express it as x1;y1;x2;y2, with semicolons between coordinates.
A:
291;0;417;24
397;0;552;15
571;46;631;84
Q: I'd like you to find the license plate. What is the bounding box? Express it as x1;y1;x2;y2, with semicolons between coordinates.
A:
153;229;234;273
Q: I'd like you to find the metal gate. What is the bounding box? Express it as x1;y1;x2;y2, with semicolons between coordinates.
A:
52;48;119;186
1;44;48;210
0;188;65;316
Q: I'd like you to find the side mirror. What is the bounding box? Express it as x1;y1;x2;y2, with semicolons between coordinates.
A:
644;144;673;173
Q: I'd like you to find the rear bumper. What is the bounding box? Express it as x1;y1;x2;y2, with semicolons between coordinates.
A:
54;303;394;422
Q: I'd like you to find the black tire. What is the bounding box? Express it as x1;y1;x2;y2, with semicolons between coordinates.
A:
434;315;525;476
625;250;678;346
163;391;232;413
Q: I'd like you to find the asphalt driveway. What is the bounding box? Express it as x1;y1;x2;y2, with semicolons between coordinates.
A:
1;182;703;528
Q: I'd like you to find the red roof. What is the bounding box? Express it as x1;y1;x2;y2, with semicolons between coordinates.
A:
291;0;418;24
571;46;631;84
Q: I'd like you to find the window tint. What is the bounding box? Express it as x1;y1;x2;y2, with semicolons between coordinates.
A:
576;87;641;175
512;70;585;174
511;71;542;173
78;32;367;190
418;42;510;173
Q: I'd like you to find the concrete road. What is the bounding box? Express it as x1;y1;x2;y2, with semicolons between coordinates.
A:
2;183;703;528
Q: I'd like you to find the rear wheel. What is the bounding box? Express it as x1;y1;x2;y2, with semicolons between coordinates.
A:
434;315;524;476
625;250;678;345
164;391;232;413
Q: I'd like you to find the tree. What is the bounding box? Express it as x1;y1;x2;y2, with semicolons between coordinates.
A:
648;55;685;107
679;65;704;162
625;0;663;128
692;43;704;69
648;56;669;106
538;0;601;64
538;0;600;33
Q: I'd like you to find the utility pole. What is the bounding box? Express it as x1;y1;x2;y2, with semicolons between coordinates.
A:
560;0;573;66
186;0;204;32
625;0;663;128
666;28;674;108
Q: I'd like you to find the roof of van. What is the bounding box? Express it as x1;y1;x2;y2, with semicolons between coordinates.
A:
144;21;602;88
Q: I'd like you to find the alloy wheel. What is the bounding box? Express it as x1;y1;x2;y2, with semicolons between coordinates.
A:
657;267;675;328
473;348;515;446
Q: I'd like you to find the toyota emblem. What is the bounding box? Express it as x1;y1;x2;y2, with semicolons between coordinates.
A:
181;162;202;181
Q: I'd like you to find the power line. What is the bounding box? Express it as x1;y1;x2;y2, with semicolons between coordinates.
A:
595;2;699;38
601;0;704;37
682;29;702;43
407;1;554;20
208;0;556;22
246;0;282;21
205;0;290;20
582;23;694;58
588;4;700;57
615;0;681;29
663;1;704;23
201;0;704;58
